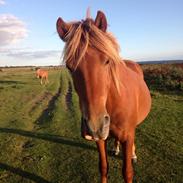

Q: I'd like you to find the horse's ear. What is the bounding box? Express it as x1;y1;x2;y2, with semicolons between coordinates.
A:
56;17;70;41
94;11;107;32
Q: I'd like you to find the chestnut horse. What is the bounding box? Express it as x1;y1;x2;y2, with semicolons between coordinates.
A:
57;10;151;183
36;68;49;85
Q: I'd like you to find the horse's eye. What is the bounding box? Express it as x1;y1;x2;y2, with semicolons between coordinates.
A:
105;60;110;65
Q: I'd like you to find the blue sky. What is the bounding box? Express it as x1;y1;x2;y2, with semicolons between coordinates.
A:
0;0;183;66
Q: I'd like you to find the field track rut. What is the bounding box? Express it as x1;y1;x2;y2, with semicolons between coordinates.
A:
65;80;73;111
35;86;61;125
28;92;52;115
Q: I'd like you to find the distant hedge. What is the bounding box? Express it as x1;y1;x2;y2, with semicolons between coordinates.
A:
141;64;183;91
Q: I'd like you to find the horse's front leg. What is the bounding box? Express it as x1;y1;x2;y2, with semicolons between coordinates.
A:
96;140;108;183
121;135;134;183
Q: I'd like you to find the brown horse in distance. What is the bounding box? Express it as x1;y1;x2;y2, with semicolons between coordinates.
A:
57;10;151;183
36;68;49;85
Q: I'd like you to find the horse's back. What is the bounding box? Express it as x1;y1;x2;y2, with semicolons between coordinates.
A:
123;59;143;79
38;69;48;78
42;70;48;78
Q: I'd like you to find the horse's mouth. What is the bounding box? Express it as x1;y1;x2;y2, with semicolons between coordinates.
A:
81;117;94;141
81;117;109;141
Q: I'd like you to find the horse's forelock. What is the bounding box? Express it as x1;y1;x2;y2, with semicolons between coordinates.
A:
63;18;125;74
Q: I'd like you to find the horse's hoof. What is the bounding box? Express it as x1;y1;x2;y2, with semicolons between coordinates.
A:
115;150;120;156
132;155;137;163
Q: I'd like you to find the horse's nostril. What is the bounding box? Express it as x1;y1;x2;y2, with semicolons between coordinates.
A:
104;115;110;124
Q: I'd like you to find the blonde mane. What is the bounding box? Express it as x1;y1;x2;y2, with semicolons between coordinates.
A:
63;19;126;92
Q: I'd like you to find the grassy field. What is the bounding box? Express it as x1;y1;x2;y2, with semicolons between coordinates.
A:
0;67;182;183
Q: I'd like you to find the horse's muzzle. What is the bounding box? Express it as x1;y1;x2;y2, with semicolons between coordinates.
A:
81;115;110;141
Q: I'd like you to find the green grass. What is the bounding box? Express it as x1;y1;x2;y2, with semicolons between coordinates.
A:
0;67;182;183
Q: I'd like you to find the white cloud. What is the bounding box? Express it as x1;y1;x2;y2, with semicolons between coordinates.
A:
0;14;28;47
0;47;61;59
6;49;61;59
0;48;62;66
0;0;5;5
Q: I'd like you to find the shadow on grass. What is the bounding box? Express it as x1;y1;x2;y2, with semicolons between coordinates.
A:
65;80;73;111
0;162;51;183
0;128;97;152
0;80;26;85
0;128;121;160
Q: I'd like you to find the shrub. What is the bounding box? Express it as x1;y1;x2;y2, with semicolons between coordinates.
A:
142;64;183;91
